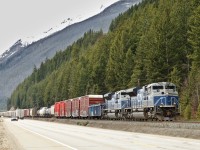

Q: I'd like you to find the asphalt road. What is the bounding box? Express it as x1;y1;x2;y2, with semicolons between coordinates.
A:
3;118;200;150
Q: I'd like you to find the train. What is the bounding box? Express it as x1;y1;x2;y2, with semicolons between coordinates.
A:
0;82;179;121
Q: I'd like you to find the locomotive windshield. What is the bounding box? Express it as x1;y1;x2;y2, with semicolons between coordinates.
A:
152;86;163;90
165;86;175;90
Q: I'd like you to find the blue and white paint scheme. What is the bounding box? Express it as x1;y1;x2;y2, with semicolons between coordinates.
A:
142;82;178;107
102;82;179;120
140;82;179;120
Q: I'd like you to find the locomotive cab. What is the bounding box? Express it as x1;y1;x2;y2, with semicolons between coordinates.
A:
103;90;132;119
143;82;179;120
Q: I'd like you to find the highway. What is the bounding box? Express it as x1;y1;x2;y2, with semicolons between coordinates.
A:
3;118;200;150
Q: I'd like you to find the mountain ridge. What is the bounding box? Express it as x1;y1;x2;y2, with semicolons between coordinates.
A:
0;0;141;107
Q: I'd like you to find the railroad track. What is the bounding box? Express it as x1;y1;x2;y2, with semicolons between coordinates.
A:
27;116;200;125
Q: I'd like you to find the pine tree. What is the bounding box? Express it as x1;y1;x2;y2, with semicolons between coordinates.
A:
188;6;200;69
184;104;191;120
170;67;181;89
197;104;200;120
88;35;110;94
187;5;200;118
122;48;135;88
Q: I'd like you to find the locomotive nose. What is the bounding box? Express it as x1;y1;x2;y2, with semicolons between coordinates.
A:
167;97;171;103
164;96;173;105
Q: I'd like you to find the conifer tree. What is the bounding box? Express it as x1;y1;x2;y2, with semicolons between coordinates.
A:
187;5;200;118
197;104;200;120
184;104;191;120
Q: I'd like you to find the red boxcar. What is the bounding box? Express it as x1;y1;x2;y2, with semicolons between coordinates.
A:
60;101;66;117
80;95;104;118
71;97;80;118
54;102;61;117
65;99;72;117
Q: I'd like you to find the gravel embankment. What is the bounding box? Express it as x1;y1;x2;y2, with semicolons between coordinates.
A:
0;118;12;150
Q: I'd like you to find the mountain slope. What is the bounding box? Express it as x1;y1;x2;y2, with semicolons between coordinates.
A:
0;0;141;103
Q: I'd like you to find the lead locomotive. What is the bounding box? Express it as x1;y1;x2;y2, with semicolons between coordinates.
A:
102;82;179;121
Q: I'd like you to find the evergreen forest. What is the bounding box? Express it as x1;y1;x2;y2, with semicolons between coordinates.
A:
8;0;200;120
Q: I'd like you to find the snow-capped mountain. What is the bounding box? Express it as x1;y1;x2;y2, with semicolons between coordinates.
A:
0;0;142;110
0;0;140;61
0;1;119;60
0;40;22;58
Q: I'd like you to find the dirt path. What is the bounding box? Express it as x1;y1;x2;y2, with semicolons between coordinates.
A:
0;118;23;150
0;118;12;150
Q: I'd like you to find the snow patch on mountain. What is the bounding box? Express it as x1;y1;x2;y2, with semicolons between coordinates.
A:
20;5;109;45
0;1;120;59
36;4;116;43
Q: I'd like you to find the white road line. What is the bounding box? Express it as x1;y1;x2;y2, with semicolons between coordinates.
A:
16;123;78;150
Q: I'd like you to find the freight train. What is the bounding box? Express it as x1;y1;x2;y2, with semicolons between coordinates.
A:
0;82;179;121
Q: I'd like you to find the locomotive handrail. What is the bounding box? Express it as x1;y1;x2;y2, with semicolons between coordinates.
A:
154;97;178;106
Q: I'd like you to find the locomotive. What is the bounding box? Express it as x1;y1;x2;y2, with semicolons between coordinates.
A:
102;82;179;121
0;82;179;121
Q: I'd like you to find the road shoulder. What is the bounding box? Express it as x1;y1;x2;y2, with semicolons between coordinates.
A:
2;118;24;150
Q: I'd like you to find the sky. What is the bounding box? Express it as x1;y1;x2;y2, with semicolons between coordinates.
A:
0;0;119;56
